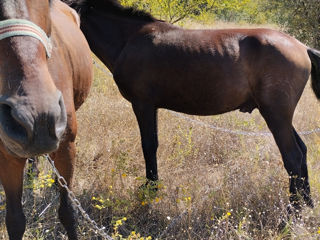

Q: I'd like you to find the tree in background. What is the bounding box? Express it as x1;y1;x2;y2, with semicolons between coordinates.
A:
121;0;320;48
266;0;320;48
121;0;268;24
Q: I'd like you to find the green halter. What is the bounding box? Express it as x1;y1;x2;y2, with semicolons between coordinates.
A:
0;18;52;58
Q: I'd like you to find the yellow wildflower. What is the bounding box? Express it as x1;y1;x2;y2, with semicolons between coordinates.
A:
94;204;104;210
116;220;122;226
47;179;55;183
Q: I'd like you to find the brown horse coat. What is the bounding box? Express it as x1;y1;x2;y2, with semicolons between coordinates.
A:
69;0;320;212
0;0;92;239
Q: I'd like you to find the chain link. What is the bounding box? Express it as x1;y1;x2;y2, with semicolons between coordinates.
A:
169;111;273;137
43;154;113;240
169;110;320;137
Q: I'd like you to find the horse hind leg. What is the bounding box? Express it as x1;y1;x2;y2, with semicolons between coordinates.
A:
293;129;313;207
259;108;304;210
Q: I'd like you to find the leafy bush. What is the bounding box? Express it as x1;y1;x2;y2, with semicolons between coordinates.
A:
266;0;320;48
120;0;273;24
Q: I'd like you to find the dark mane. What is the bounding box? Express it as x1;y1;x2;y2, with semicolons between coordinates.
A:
66;0;156;22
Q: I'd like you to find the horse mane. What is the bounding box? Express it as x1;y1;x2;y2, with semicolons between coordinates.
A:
66;0;157;22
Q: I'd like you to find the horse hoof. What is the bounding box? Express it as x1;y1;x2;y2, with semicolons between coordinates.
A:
137;180;161;204
303;196;314;208
286;203;301;219
139;180;159;192
278;218;288;232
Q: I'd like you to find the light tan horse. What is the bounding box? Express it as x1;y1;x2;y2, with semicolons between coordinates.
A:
0;0;92;239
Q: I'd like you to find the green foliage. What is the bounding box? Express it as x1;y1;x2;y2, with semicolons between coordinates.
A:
121;0;210;23
265;0;320;48
121;0;320;47
120;0;273;24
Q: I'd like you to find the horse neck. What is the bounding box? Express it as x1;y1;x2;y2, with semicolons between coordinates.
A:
81;14;150;72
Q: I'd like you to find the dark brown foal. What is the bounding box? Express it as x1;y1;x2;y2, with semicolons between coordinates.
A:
70;0;320;211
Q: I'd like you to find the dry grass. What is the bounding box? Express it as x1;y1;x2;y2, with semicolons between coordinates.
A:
1;21;320;239
179;19;280;31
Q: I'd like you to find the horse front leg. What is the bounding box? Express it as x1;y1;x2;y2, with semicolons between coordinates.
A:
51;129;78;240
132;103;159;182
0;156;26;240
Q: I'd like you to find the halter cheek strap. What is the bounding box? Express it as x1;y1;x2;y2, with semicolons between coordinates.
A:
0;19;52;58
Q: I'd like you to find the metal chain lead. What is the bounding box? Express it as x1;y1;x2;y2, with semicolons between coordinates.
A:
43;154;113;240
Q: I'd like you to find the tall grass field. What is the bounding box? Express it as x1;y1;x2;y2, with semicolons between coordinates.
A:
1;22;320;240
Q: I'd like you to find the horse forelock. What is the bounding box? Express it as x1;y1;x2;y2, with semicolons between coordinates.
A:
0;0;29;19
0;0;53;18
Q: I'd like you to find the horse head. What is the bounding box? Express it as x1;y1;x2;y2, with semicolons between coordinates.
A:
0;0;67;158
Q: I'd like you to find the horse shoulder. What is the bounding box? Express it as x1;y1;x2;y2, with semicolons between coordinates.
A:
50;0;93;111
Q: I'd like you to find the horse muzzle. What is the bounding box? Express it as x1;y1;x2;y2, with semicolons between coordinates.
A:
0;91;67;158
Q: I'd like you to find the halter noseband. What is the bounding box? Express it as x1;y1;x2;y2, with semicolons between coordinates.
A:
0;19;52;58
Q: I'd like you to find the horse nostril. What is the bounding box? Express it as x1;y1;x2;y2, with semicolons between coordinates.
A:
0;103;30;145
0;93;67;157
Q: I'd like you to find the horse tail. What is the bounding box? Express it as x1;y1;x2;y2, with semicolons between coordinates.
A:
308;48;320;99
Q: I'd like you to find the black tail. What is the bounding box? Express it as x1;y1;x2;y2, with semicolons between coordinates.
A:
308;48;320;99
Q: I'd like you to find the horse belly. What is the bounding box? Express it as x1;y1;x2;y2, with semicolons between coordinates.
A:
116;38;252;115
154;75;251;116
